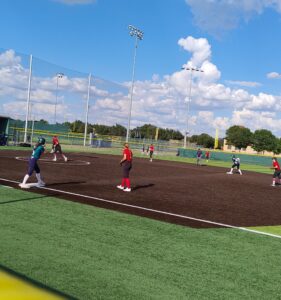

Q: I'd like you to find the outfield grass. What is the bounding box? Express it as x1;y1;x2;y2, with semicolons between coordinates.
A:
1;187;281;299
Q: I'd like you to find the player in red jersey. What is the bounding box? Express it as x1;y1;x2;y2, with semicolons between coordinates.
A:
149;143;154;162
52;135;68;162
271;157;281;186
117;143;133;192
205;150;210;163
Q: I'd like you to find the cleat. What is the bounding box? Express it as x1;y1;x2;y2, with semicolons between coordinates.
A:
226;172;233;175
53;157;57;161
64;157;68;162
271;184;276;187
19;183;30;189
117;185;124;190
123;188;131;192
37;181;45;187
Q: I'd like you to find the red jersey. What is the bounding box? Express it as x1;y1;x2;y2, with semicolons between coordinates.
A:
123;148;133;161
149;145;154;152
52;136;59;146
273;160;280;170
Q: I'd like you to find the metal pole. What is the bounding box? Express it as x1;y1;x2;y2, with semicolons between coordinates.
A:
182;67;204;148
184;70;193;148
84;73;91;147
54;75;59;124
31;116;35;145
24;54;33;143
126;36;138;142
54;73;64;124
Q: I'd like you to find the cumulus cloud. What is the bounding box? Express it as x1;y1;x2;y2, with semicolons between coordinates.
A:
178;36;211;66
2;33;281;137
185;0;281;36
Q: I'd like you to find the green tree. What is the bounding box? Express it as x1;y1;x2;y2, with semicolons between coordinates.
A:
189;135;199;143
252;129;277;153
196;133;215;148
38;119;49;124
274;138;281;155
225;125;253;149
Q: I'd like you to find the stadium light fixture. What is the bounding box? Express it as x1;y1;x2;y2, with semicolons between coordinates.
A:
54;72;64;124
126;25;144;142
181;66;204;148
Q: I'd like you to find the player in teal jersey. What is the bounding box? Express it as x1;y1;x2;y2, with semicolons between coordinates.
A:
19;137;46;189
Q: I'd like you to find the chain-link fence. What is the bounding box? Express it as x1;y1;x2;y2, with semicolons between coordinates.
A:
0;48;129;131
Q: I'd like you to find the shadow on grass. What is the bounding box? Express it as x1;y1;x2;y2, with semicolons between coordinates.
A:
0;263;77;299
0;193;60;205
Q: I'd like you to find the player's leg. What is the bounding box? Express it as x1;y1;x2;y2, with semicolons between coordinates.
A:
150;151;153;162
53;146;57;161
60;145;68;162
19;158;34;188
227;164;234;174
123;162;132;192
35;163;45;187
237;164;242;175
277;171;281;184
117;163;126;190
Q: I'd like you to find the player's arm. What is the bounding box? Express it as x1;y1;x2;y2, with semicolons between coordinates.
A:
120;153;127;165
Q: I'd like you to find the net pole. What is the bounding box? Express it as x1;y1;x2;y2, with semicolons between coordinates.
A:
84;73;91;146
24;54;33;143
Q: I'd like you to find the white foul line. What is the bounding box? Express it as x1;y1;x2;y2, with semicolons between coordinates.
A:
0;177;281;240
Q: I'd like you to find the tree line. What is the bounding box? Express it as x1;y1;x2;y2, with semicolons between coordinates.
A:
62;121;184;141
226;125;281;154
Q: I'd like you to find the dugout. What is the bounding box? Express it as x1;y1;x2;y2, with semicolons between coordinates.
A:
0;116;10;146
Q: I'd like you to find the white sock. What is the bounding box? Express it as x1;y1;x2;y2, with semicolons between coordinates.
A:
239;169;242;175
22;174;29;184
36;173;42;182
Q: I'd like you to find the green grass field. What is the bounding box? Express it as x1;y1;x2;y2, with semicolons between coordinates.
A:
1;146;281;298
1;186;281;299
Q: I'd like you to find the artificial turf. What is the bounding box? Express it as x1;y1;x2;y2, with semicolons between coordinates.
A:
1;187;281;299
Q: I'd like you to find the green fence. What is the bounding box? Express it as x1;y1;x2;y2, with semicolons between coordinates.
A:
179;148;274;167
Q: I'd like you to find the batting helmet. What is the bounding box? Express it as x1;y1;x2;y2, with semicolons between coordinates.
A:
38;137;46;145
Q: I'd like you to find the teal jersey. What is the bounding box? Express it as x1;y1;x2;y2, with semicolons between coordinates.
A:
31;145;45;160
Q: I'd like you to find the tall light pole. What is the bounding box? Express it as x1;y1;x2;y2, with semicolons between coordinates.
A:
126;25;144;142
182;66;204;148
54;72;64;124
84;73;92;147
24;54;33;143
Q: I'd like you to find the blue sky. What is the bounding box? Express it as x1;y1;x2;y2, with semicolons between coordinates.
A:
1;0;281;137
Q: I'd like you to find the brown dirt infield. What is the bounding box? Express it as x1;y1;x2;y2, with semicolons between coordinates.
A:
0;149;280;229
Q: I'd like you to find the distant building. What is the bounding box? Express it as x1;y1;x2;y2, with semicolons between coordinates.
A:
223;139;276;156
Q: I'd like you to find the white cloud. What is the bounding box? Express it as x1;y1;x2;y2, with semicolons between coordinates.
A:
267;72;281;79
178;36;211;66
2;33;281;137
185;0;281;36
231;108;281;135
